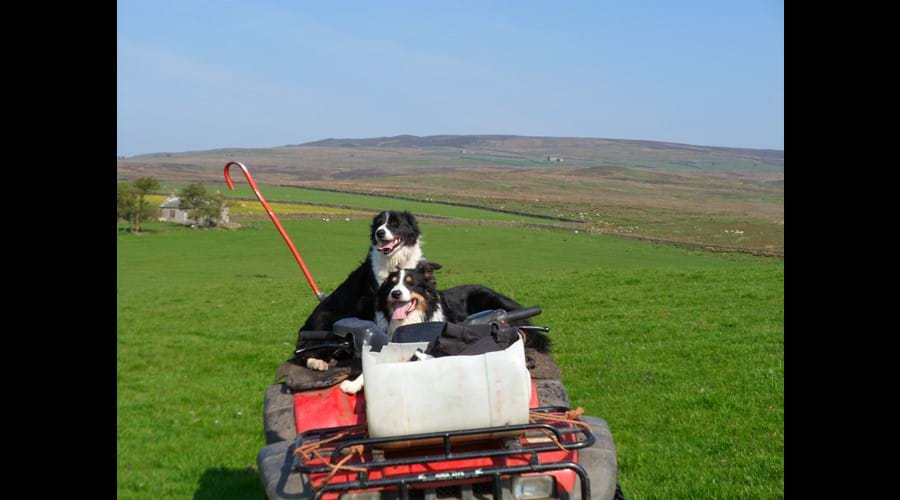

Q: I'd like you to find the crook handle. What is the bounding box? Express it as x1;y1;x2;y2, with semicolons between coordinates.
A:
224;161;325;301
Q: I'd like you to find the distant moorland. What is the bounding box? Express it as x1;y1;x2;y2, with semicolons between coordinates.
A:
117;134;784;255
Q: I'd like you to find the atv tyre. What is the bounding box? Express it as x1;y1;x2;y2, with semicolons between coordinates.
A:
264;383;297;445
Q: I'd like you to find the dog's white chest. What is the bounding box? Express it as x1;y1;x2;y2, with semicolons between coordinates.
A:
370;245;424;285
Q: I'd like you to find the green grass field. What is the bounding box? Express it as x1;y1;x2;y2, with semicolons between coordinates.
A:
117;218;783;499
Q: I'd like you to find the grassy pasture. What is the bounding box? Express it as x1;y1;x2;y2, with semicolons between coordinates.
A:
299;170;784;254
117;218;783;499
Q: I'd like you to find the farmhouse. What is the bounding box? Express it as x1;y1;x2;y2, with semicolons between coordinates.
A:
158;195;230;226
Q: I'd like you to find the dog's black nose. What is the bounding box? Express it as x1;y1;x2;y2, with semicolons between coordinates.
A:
391;290;402;299
376;229;385;239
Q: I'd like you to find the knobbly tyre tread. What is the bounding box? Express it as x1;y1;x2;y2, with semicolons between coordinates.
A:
567;415;619;500
258;439;313;500
264;383;297;445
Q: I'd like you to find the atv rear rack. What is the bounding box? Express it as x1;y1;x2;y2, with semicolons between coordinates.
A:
292;406;595;500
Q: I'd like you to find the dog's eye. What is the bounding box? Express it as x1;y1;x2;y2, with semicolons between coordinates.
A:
405;276;413;284
391;276;398;283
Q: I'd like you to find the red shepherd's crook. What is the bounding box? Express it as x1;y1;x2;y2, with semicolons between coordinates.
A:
224;161;326;302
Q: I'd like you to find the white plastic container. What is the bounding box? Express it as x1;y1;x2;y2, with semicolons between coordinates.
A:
361;338;532;439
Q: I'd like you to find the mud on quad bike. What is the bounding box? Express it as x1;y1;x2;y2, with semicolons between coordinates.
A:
257;307;624;500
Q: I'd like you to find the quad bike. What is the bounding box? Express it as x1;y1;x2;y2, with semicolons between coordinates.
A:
257;308;624;499
220;161;622;499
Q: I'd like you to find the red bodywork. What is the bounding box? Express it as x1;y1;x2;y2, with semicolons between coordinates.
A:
293;381;579;499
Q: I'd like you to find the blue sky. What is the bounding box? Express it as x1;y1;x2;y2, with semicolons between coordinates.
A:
117;0;784;156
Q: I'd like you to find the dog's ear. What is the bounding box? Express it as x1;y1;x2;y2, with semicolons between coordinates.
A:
402;211;420;234
370;211;387;242
422;261;442;280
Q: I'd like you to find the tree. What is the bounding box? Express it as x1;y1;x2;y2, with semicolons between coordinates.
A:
116;182;136;225
177;182;226;227
131;177;160;232
177;182;208;212
194;191;226;227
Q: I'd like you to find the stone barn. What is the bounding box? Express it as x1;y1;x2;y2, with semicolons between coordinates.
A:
158;196;230;226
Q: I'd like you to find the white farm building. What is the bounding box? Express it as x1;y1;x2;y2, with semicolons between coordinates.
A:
158;196;230;226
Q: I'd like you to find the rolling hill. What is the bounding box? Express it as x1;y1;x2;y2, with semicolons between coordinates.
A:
117;134;784;254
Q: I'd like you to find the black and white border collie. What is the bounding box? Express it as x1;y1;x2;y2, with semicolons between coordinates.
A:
376;261;549;352
338;261;550;394
374;262;446;334
295;210;424;370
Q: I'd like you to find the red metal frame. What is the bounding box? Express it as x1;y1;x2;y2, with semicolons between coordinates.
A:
223;161;324;301
292;381;580;499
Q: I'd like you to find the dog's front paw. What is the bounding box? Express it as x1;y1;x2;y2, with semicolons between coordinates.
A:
306;358;329;371
339;376;364;394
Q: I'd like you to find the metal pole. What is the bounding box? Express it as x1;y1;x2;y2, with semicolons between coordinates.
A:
224;161;326;301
